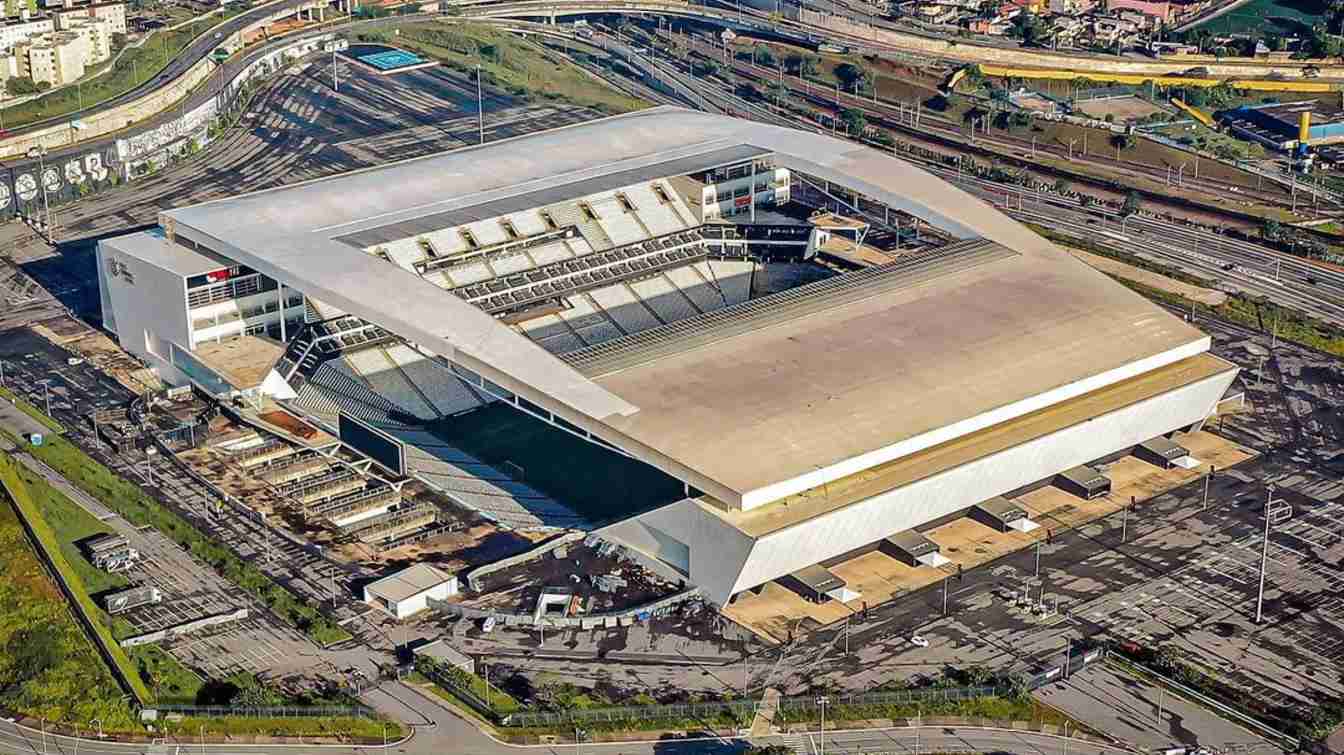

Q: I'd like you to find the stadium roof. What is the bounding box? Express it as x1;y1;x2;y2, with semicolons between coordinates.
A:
154;107;1210;513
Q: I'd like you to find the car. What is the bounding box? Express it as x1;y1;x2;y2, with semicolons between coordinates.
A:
481;616;496;633
908;635;930;648
1306;275;1318;285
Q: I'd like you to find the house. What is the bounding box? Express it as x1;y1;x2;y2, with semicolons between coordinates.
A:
363;563;458;620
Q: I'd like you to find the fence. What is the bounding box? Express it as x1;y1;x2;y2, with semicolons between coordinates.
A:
149;704;376;720
501;641;1109;728
419;665;498;720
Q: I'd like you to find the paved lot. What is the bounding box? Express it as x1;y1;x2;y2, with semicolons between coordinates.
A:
1037;664;1271;751
2;60;599;322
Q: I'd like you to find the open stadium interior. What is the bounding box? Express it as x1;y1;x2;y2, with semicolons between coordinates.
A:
97;108;1239;606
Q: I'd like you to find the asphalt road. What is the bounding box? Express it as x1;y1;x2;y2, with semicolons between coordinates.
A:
3;0;318;142
0;712;1132;755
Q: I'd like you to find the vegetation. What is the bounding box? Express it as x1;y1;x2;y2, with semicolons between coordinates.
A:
1114;643;1342;742
0;427;350;645
0;9;246;130
0;459;137;728
413;657;520;718
389;21;646;114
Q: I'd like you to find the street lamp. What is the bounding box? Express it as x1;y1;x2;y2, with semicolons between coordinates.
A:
816;695;830;755
26;146;53;243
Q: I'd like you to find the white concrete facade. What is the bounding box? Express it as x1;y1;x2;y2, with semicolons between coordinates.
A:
600;362;1238;605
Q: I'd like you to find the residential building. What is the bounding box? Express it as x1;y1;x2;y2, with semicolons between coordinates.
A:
16;29;88;86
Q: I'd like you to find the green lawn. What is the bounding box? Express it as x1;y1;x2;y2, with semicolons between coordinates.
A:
1188;0;1323;34
0;484;138;728
0;10;245;130
0;428;351;645
131;643;204;704
428;404;687;524
0;452;151;708
380;21;647;114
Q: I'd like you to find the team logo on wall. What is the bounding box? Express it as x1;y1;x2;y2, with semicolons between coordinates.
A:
85;153;108;182
15;173;37;201
41;167;60;193
65;158;86;185
0;183;11;210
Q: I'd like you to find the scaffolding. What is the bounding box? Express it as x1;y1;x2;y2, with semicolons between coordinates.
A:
342;503;437;544
259;457;328;486
233;440;298;469
312;485;401;524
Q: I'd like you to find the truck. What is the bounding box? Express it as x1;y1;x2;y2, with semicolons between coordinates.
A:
104;586;162;614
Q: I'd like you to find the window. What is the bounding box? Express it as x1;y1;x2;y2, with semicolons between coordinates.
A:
578;202;598;221
417;238;437;257
459;230;479;249
733;186;749;198
652;184;672;204
500;220;520;240
616;193;636;212
540;210;558;230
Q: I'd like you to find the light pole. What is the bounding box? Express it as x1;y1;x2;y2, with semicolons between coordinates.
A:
28;147;52;242
817;695;830;755
476;64;484;145
39;378;51;417
1202;465;1213;511
199;723;205;755
1255;485;1275;624
91;719;103;739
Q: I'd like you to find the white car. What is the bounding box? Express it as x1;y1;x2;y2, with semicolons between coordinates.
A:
908;635;930;648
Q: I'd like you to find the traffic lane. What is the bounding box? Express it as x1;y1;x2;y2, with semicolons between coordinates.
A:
1033;665;1280;752
4;0;315;139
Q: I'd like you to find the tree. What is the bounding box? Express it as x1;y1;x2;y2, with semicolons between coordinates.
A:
5;76;41;96
752;43;775;66
785;52;819;77
834;62;869;92
840;107;867;135
747;747;795;755
1153;644;1182;673
1111;132;1137;151
1121;190;1141;216
1053;178;1071;194
1261;218;1282;241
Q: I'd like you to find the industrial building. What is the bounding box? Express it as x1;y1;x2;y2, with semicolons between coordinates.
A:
1219;100;1344;150
97;108;1238;607
364;563;458;619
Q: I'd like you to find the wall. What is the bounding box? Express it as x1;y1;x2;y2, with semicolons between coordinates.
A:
96;238;191;384
605;363;1237;605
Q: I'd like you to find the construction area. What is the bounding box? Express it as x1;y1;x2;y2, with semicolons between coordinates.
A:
723;430;1255;643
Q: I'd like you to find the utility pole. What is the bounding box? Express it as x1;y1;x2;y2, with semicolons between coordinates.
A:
332;48;338;91
942;575;949;615
476;64;484;145
40;379;51;417
1034;540;1041;577
1121;496;1132;543
1255;485;1274;624
1202;465;1213;511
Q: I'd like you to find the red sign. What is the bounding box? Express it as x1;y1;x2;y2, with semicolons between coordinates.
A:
206;269;232;282
734;196;751;207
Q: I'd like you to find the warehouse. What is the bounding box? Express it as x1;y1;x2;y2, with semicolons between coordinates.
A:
364;563;458;620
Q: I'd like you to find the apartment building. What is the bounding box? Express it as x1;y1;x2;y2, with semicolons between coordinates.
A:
16;29;88;85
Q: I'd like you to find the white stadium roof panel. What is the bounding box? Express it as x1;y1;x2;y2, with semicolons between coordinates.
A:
155;107;1210;512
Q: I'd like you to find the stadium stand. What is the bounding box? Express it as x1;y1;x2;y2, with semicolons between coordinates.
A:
589;283;663;334
387;344;490;417
394;432;585;529
665;265;727;312
630;275;701;323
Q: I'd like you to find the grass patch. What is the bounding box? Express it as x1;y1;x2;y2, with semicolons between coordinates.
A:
0;429;350;646
427;403;686;524
131;644;204;704
161;716;403;740
0;452;151;706
374;21;647;114
0;10;244;130
0;465;136;729
411;665;521;720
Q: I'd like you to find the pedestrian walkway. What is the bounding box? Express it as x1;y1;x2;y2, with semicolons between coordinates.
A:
750;687;781;736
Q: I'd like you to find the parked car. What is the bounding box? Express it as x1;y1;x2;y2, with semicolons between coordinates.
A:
908;635;930;648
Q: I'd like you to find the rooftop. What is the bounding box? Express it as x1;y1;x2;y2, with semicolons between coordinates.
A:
193;336;284;390
147;107;1212;513
100;227;233;277
366;563;455;603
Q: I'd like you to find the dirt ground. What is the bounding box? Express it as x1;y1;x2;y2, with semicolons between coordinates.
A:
32;318;163;394
1074;95;1167;123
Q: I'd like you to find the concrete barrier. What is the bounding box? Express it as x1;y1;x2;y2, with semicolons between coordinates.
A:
120;608;249;647
463;530;585;592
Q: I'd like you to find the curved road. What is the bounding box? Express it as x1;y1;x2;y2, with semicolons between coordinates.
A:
3;0;318;140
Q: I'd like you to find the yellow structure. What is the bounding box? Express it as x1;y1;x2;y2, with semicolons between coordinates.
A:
978;63;1340;93
1171;97;1216;127
1299;111;1311;143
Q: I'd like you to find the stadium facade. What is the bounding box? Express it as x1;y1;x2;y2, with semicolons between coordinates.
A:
97;107;1238;606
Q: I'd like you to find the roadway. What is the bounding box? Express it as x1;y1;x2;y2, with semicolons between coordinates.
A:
0;710;1133;755
2;0;320;141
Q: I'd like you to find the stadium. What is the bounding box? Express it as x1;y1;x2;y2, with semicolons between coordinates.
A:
97;107;1238;607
